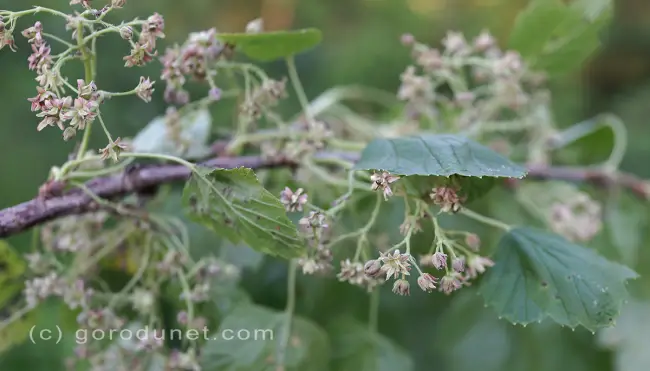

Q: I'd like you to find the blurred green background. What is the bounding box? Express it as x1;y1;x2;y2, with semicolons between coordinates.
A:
1;0;650;370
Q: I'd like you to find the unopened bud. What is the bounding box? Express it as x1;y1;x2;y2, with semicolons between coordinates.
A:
363;259;382;278
392;279;410;296
417;273;437;293
120;26;133;40
245;18;264;34
431;252;447;270
112;0;127;8
465;233;480;251
400;33;415;46
451;257;465;273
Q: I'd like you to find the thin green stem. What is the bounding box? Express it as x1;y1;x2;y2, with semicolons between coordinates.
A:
460;208;511;231
276;259;298;368
109;234;152;308
97;114;114;142
285;55;316;127
43;32;75;47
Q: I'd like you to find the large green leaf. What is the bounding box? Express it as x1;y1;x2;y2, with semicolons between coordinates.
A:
437;290;608;371
351;134;527;178
328;318;414;371
507;0;567;59
216;29;322;61
480;227;638;331
597;299;650;371
182;167;305;259
199;304;329;371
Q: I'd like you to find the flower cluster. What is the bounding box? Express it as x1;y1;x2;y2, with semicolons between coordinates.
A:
28;79;102;140
280;187;308;212
123;13;165;68
160;28;230;105
549;192;602;242
298;211;334;275
398;31;547;132
0;16;17;51
337;259;384;292
430;186;465;213
419;234;494;294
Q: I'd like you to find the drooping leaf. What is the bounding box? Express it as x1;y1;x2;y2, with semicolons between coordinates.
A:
328;317;414;371
199;304;329;371
216;29;322;61
0;241;25;306
182;167;305;259
508;0;567;59
480;227;638;331
132;108;213;160
352;134;527;178
597;299;650;371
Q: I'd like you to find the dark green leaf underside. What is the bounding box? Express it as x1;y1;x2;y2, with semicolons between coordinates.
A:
217;29;322;61
182;167;305;259
328;318;414;371
200;304;329;371
480;227;638;331
352;134;527;178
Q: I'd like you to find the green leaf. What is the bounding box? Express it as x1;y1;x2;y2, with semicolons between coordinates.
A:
352;134;527;178
533;9;608;75
604;192;648;266
0;240;35;354
480;227;638;331
216;29;322;61
328;317;414;371
597;299;650;371
0;241;25;306
199;304;329;371
508;0;568;59
182;167;305;259
571;0;612;22
132;108;213;160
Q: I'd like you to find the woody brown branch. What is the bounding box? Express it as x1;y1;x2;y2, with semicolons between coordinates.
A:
0;151;647;239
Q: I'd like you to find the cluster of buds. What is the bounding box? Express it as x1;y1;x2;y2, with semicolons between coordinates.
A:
0;16;17;51
370;171;400;200
337;259;384;292
160;28;230;105
430;186;465;213
260;120;333;162
123;13;165;68
549;193;602;242
28;79;102;140
298;211;333;275
240;78;288;120
40;212;108;252
298;243;333;275
419;234;494;294
397;30;546;132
